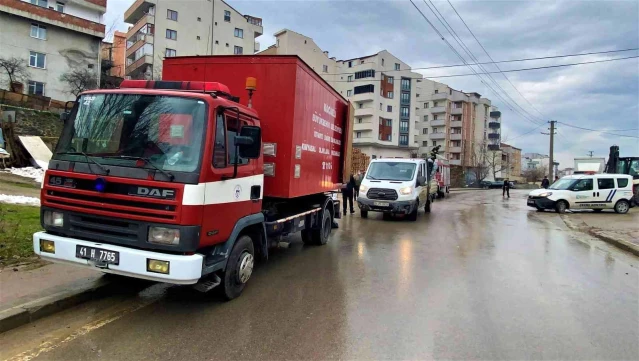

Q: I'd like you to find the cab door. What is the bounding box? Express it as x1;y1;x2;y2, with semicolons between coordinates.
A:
570;178;595;209
417;162;427;205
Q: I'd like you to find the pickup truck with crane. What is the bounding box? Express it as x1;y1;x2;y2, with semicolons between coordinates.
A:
33;55;353;299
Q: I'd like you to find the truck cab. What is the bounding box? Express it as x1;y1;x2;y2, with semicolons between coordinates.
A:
357;158;435;220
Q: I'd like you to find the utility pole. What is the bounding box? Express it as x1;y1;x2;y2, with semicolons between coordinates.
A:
549;121;556;181
587;151;594;157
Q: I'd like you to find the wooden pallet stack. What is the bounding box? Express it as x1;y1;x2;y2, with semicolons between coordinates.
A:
351;148;370;175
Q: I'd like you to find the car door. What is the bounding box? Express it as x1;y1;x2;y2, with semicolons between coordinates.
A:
570;178;595;209
594;177;616;209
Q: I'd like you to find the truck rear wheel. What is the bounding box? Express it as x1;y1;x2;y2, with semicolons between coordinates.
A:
220;235;254;300
306;209;331;245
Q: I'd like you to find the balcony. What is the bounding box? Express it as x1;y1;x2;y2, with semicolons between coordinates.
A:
354;107;375;117
1;0;106;37
125;55;153;77
354;122;373;131
126;34;153;57
244;15;263;37
125;0;156;24
450;159;462;166
451;107;463;115
430;133;446;140
449;147;462;153
489;122;501;129
490;111;502;118
450;120;462;128
488;144;500;151
488;133;501;140
351;92;375;102
450;133;462;140
430;119;445;127
432;92;450;101
430;106;446;114
128;13;155;37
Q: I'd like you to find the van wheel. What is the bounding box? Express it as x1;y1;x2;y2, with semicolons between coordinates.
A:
220;235;254;300
555;200;568;214
614;200;630;214
407;202;418;221
382;212;392;220
360;210;368;218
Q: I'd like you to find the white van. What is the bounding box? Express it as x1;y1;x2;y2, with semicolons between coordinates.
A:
357;158;436;221
527;174;634;214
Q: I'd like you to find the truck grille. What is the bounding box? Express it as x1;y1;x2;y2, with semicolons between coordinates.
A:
367;188;398;201
69;214;140;243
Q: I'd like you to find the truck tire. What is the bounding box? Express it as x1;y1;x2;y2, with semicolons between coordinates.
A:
360;210;368;218
555;200;568;214
220;235;255;300
424;198;431;213
310;209;332;245
614;199;630;214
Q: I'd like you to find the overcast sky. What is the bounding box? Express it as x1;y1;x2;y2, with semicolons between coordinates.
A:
106;0;639;167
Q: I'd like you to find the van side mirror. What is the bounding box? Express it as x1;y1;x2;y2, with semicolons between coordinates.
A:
238;126;261;159
417;176;426;187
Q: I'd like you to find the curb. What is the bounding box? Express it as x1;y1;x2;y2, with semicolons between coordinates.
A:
588;229;639;257
0;276;113;334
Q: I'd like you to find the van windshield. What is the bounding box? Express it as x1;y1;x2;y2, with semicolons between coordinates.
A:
549;179;577;190
366;162;416;181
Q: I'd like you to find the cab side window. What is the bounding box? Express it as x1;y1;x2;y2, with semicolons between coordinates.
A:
617;178;629;188
597;178;615;190
226;116;249;166
417;164;424;184
212;114;226;168
572;179;593;191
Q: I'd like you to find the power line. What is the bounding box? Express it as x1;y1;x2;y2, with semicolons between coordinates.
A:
558;121;639;138
324;48;639;76
446;0;549;121
330;55;638;82
504;124;546;142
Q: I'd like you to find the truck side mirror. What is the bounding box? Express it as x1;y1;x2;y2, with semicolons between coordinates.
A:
60;112;69;122
238;126;261;159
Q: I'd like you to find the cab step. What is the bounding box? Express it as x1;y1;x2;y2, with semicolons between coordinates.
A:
192;274;221;292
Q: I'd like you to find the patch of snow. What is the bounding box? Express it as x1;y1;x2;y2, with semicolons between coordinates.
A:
35;160;49;170
0;194;40;206
5;167;45;183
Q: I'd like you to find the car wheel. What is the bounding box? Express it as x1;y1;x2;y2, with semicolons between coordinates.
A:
555;200;568;214
220;235;254;300
614;200;630;214
360;210;368;218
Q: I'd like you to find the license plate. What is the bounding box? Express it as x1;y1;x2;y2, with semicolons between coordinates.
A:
527;200;535;205
373;201;390;207
76;246;119;265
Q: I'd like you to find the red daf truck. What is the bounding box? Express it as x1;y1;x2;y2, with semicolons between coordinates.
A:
33;55;353;299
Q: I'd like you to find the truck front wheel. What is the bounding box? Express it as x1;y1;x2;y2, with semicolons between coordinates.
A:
220;235;255;300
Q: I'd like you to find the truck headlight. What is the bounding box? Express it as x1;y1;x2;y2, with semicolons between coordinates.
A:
359;185;368;193
399;186;413;195
148;227;180;245
43;211;64;227
539;192;553;197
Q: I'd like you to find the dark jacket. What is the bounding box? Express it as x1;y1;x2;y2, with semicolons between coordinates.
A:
503;180;510;189
541;178;550;188
342;176;356;195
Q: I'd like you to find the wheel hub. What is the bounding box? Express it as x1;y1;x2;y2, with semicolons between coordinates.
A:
237;253;254;284
618;202;628;213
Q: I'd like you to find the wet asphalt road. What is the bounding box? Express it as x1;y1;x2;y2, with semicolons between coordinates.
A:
1;190;638;360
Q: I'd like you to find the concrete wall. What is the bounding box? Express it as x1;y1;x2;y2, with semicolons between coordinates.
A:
0;11;100;101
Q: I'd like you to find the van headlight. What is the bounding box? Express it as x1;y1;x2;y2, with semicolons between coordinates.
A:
539;192;553;197
148;227;180;245
43;211;64;227
399;186;413;195
359;185;369;193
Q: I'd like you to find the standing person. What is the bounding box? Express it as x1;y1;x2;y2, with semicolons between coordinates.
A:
554;175;559;183
341;175;356;215
354;171;363;201
502;178;510;198
541;176;550;189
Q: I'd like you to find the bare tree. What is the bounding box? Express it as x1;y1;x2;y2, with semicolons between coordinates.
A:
60;68;98;99
468;141;490;183
486;149;509;180
522;165;548;183
0;57;30;92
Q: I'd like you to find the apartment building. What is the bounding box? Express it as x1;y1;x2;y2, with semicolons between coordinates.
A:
260;29;422;158
500;143;522;180
101;31;126;78
124;0;263;80
0;0;106;101
415;81;494;168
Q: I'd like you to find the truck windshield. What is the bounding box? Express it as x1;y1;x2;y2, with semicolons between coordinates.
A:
618;159;639;177
366;162;416;181
55;94;207;173
549;179;577;190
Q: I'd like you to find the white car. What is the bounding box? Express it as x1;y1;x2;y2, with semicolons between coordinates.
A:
527;174;634;214
357;158;435;221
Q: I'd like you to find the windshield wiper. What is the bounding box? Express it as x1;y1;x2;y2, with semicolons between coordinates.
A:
100;155;175;181
57;151;110;175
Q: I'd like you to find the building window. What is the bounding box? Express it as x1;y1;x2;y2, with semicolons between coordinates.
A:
424;102;429;108
400;121;409;132
347;75;353;82
387;105;392;112
354;84;375;95
355;69;375;79
197;17;202;21
401;78;410;90
422;128;428;134
433;141;437;147
346;90;352;97
358;118;362;123
166;29;177;40
28;81;45;96
387;77;394;84
423;115;428;121
234;28;244;38
356;131;361;138
433;115;438;120
165;48;176;57
422;141;428;147
348;61;352;68
29;51;46;69
394;63;400;71
400;107;409;117
385;119;392;127
433;101;439;107
416;93;420;98
381;59;385;66
56;1;64;12
323;65;328;73
386;91;393;99
234;46;243;54
196;36;200;40
399;135;408;145
167;9;178;21
30;24;46;40
30;0;47;7
400;92;410;103
224;10;231;22
434;89;439;94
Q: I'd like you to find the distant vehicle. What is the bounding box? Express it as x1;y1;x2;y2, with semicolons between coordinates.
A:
527;174;633;214
434;155;450;198
605;145;638;206
574;157;606;174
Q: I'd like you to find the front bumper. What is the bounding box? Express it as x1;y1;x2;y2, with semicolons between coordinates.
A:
33;232;204;284
527;197;556;209
357;198;418;214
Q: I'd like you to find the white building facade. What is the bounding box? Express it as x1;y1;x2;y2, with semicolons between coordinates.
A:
124;0;263;80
